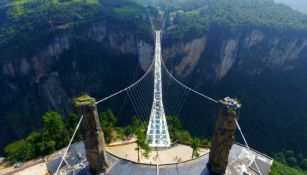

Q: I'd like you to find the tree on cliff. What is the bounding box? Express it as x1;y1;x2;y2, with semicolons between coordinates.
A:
191;138;201;159
42;112;70;149
135;129;151;162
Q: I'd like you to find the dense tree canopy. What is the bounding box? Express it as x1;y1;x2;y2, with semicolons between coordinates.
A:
0;0;152;56
4;112;72;161
270;161;306;175
274;150;307;172
4;140;35;161
42;112;69;148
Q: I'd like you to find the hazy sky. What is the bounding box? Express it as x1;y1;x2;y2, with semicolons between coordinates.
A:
274;0;307;14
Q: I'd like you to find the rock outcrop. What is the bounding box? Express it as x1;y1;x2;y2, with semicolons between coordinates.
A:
208;98;241;174
163;28;307;80
75;95;110;174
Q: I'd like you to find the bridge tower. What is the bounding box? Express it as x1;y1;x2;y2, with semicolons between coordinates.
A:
146;30;171;147
75;95;110;174
207;97;241;174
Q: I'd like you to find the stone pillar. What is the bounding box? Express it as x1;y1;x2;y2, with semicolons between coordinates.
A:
207;97;241;175
75;95;110;174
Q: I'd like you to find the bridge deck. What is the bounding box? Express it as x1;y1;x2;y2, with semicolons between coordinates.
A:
146;30;171;147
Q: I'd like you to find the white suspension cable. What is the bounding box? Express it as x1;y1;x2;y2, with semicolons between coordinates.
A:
166;87;181;127
130;86;148;122
55;115;84;175
161;12;168;39
116;61;142;118
162;79;175;113
136;73;153;110
96;53;154;105
96;88;128;105
127;89;148;126
168;82;185;115
117;94;129;118
127;88;146;123
167;72;190;115
142;76;154;121
146;7;156;39
136;76;153;118
189;88;218;104
127;89;143;122
161;59;218;104
174;87;190;117
144;72;154;99
135;79;152;120
165;84;178;115
162;68;177;113
234;118;262;175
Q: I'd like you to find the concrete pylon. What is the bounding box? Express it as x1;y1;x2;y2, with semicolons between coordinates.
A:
75;95;110;174
207;97;241;175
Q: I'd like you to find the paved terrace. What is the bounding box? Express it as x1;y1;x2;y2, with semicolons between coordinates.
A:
45;142;273;175
107;143;209;164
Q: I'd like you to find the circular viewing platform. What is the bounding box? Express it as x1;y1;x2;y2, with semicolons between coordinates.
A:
43;141;273;175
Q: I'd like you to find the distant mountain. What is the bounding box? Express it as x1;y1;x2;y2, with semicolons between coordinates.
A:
274;0;307;14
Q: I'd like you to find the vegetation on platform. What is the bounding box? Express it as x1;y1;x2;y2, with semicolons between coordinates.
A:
75;94;95;107
191;138;201;158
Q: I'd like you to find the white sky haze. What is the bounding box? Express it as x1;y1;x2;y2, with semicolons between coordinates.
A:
274;0;307;13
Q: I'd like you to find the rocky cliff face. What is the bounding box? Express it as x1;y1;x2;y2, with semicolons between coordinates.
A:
1;21;152;115
3;23;306;124
163;37;206;78
0;21;153;152
163;28;307;81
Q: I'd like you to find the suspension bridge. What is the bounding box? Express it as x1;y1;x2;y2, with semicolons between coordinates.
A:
44;17;274;175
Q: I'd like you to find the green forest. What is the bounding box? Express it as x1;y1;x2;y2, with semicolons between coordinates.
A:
4;109;209;162
164;0;307;42
2;0;307;48
0;0;152;54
